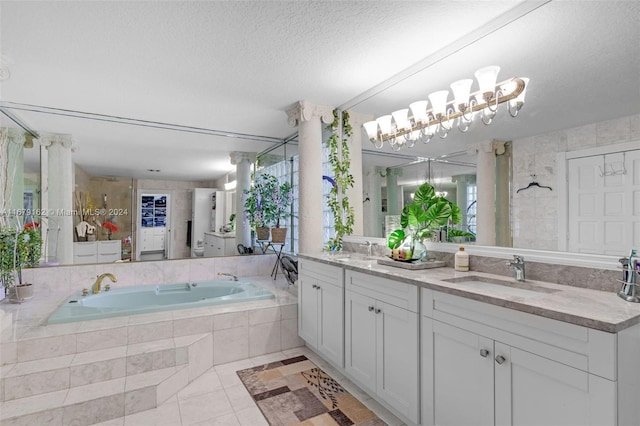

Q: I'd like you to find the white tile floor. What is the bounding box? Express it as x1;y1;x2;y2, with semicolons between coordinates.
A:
92;346;405;426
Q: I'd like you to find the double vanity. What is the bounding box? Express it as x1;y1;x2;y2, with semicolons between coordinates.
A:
297;253;640;426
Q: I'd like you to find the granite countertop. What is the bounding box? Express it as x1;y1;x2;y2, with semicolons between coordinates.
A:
298;252;640;333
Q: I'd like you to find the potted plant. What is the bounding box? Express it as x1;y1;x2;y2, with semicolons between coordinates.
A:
244;173;292;243
0;221;42;302
387;182;474;261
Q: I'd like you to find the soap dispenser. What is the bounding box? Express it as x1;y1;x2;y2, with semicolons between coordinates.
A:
455;246;469;271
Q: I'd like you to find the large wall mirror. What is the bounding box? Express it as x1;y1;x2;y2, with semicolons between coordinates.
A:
1;1;638;266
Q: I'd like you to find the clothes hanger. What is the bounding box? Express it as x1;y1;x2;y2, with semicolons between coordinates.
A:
516;174;553;193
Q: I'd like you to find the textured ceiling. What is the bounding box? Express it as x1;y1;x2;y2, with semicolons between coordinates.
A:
1;1;639;182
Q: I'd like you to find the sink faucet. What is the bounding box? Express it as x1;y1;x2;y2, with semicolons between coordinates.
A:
92;273;117;294
218;272;238;281
363;240;373;257
507;255;526;282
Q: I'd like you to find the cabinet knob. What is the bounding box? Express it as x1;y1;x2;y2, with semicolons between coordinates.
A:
375;308;381;314
368;306;374;312
480;349;490;358
316;285;321;290
311;284;317;289
495;355;506;365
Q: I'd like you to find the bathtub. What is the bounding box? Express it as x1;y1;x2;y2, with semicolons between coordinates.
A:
47;279;274;324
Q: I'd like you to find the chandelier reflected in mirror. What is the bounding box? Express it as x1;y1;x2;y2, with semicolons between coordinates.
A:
363;66;529;151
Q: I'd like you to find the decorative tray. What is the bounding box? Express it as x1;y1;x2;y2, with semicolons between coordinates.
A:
377;257;446;270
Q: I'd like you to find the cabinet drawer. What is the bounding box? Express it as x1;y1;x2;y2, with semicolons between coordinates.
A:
74;242;97;256
299;260;343;288
346;270;418;313
422;288;616;379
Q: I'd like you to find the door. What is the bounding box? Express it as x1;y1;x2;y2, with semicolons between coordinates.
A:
494;342;616;426
298;274;318;345
317;280;344;367
568;149;640;255
432;320;494;426
376;301;419;424
345;290;377;391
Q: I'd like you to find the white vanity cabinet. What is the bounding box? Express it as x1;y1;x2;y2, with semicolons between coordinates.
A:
74;241;121;264
203;232;236;257
345;270;419;424
298;259;344;367
421;289;618;426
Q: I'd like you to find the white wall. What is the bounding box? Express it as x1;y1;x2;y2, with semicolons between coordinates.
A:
511;113;640;250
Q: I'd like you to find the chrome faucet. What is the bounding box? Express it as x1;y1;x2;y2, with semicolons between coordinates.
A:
363;240;373;257
507;255;526;282
218;272;238;281
92;273;117;294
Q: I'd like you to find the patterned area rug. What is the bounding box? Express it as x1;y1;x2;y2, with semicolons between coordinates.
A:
237;355;386;426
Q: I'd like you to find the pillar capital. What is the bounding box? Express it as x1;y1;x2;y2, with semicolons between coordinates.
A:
287;100;334;127
467;139;507;156
386;167;403;177
0;127;26;146
229;151;256;165
39;133;76;151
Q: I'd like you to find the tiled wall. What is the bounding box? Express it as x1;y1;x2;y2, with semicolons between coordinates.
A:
511;113;640;251
21;254;278;293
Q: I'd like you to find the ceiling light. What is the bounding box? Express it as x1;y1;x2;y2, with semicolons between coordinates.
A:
363;66;529;150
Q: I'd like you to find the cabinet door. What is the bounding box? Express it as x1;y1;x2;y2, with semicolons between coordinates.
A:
298;274;318;345
376;301;419;424
317;280;344;367
345;290;377;391
494;342;616;426
431;320;494;426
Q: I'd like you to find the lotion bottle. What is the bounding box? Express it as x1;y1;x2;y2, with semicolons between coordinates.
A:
454;246;469;271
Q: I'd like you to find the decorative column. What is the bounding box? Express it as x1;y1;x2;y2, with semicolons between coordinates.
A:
230;151;256;249
385;168;403;215
0;129;25;214
467;140;506;246
287;101;334;254
451;174;476;233
39;134;75;265
365;166;384;237
495;142;512;247
345;111;371;236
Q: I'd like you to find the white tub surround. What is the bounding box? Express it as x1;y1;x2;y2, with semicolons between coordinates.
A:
0;254;302;426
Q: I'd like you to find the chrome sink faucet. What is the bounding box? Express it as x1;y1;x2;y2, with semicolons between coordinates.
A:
363;240;373;257
507;255;526;282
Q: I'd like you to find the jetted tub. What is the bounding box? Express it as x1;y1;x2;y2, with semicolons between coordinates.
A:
47;279;274;324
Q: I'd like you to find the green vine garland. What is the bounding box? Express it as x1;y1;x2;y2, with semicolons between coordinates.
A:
326;109;355;251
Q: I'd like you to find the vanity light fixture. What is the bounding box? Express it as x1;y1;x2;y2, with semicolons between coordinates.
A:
363;66;529;151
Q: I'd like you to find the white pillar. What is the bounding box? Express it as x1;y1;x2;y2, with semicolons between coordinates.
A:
451;174;476;233
385;168;402;215
346;111;371;236
364;166;384;237
287;101;334;254
495;142;512;247
468;140;505;246
39;134;75;265
230;151;256;249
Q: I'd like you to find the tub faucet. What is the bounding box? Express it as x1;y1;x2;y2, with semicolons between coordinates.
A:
218;272;238;281
93;273;117;294
507;255;526;282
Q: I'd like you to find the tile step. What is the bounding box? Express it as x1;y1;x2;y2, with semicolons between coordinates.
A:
1;333;210;402
0;364;190;426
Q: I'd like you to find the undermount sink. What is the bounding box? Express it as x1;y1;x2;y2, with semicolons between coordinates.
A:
443;275;559;299
331;255;375;263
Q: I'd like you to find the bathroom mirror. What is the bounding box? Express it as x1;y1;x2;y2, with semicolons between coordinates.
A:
1;0;638;264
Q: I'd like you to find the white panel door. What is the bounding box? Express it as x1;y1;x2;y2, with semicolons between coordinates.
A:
317;280;344;367
432;320;494;426
297;273;318;345
568;149;640;255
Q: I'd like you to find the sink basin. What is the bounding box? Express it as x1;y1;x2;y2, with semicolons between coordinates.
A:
443;276;559;299
331;255;375;263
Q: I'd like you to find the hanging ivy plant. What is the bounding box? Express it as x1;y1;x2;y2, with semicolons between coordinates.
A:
325;109;355;251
